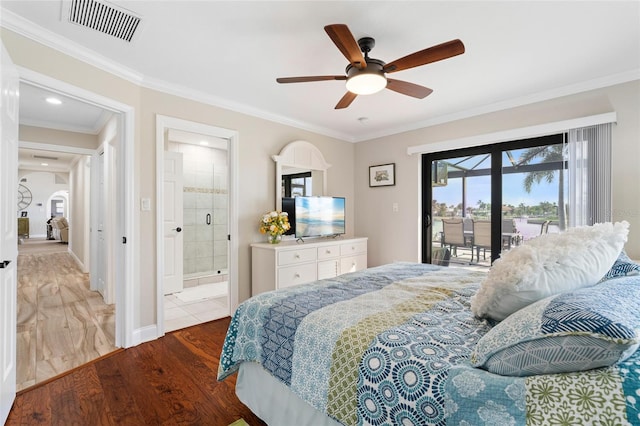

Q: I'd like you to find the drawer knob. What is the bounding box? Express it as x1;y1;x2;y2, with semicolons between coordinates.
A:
295;273;300;278
326;250;331;254
295;254;300;259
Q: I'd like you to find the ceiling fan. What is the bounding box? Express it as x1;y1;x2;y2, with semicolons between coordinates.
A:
276;24;465;109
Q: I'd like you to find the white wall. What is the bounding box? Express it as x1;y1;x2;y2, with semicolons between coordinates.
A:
354;80;640;266
69;156;90;271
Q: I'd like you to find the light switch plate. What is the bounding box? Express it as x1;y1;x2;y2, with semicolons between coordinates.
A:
141;198;151;211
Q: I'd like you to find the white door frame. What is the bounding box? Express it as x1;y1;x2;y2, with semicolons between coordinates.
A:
155;115;239;336
18;67;137;348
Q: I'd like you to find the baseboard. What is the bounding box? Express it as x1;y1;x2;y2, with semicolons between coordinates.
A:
68;249;88;273
132;324;159;346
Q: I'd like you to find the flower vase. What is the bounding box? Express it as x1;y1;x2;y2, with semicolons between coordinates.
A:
268;233;282;244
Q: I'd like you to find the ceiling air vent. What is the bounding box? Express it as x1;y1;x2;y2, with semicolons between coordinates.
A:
33;154;59;161
66;0;141;42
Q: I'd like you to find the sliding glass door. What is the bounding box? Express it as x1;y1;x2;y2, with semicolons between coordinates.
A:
422;134;565;267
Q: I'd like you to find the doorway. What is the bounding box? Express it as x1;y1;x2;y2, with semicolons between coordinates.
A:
163;130;230;331
156;115;239;336
13;76;135;389
422;134;566;266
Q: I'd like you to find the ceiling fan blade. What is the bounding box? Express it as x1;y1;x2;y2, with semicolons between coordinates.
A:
277;76;346;84
386;79;433;99
335;92;357;109
324;24;366;69
383;39;465;73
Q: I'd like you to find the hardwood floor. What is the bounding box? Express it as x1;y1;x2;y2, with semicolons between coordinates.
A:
7;317;267;426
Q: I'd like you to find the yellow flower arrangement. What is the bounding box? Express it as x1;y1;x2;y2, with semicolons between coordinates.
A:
259;210;291;243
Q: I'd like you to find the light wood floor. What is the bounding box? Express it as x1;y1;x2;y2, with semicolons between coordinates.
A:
17;239;116;391
7;317;267;426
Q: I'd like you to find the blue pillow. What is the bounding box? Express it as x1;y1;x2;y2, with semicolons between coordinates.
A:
471;277;640;376
601;249;640;280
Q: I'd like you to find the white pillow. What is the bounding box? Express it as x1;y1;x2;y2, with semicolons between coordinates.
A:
470;221;629;321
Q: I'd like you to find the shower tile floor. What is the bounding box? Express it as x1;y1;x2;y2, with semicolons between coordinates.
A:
164;285;229;333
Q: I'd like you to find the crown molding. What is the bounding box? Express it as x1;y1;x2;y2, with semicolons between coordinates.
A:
354;69;640;143
20;117;98;135
1;9;144;84
3;7;637;145
2;8;354;143
139;75;354;142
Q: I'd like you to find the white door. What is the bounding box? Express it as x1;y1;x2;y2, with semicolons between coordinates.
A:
163;151;184;295
0;42;19;424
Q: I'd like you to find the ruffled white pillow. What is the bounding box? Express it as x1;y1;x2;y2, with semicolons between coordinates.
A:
471;221;629;321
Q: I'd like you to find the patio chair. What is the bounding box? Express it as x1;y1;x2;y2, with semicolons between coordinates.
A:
502;218;521;248
441;218;466;259
432;247;450;267
473;220;491;261
540;220;551;234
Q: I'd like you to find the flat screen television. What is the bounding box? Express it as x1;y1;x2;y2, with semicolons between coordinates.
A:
294;196;345;238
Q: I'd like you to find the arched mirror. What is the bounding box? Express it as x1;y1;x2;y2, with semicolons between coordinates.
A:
273;140;331;211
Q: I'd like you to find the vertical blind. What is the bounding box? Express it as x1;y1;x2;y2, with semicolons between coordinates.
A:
566;123;612;227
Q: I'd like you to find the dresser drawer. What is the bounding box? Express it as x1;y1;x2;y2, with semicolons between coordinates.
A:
278;248;317;266
278;263;317;289
317;244;341;260
318;259;339;280
340;240;367;256
340;254;367;275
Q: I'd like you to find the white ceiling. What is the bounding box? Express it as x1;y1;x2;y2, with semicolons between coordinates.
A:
19;147;80;174
19;82;112;135
2;1;639;143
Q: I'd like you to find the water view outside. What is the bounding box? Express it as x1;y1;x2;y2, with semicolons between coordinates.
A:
431;145;565;264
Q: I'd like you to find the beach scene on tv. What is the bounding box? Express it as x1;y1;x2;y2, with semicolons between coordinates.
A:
295;197;345;237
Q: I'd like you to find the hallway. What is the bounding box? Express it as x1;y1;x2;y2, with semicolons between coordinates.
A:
16;239;116;391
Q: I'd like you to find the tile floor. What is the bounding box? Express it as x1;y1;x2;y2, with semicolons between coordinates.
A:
16;238;230;389
164;285;229;333
17;242;116;391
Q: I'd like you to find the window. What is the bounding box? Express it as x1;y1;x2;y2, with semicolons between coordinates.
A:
282;172;312;197
422;124;611;267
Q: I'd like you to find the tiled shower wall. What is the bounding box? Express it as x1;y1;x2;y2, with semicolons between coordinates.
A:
168;142;228;277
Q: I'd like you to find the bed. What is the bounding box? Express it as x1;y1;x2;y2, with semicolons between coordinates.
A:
218;223;640;425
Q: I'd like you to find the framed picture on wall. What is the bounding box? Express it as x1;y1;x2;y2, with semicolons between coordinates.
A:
369;163;395;187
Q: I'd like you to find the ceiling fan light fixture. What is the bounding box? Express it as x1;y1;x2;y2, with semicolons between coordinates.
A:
345;60;387;95
346;73;387;95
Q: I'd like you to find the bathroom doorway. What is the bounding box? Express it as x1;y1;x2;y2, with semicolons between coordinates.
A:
156;115;239;335
163;129;230;331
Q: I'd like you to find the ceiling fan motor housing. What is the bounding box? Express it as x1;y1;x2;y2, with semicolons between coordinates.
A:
345;58;387;95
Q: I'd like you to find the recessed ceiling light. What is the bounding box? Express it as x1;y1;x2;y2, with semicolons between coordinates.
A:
40;163;49;166
199;141;209;146
46;97;62;105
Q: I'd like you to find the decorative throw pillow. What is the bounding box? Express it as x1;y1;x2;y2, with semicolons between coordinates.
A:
601;249;640;281
471;278;640;376
471;221;629;321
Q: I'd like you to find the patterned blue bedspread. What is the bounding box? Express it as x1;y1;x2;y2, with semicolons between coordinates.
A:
218;263;640;425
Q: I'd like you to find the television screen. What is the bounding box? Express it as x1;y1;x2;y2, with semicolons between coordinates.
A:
281;197;296;235
295;196;345;238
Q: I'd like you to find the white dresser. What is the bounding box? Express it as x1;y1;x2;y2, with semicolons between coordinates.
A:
251;237;368;295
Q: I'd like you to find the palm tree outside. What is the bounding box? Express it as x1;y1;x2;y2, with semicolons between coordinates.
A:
518;144;566;230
